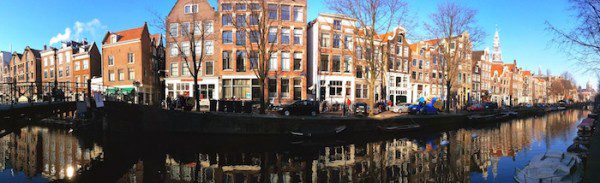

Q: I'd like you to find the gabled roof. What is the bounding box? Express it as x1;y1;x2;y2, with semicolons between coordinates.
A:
102;23;147;44
522;70;531;77
491;63;504;77
472;50;484;61
150;34;163;47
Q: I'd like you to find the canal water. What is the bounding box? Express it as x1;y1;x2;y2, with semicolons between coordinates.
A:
0;109;590;182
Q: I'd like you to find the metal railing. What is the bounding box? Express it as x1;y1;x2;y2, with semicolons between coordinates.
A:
0;81;91;106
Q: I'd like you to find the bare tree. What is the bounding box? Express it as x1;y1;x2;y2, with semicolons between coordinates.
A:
230;0;284;114
547;0;600;73
152;1;212;111
424;1;483;112
327;0;409;114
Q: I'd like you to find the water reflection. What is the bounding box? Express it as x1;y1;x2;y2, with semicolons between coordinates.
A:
0;110;589;182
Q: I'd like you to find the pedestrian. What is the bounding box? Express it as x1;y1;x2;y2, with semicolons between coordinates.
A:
166;96;172;110
346;98;351;116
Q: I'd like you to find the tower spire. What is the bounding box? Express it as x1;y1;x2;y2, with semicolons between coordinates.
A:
492;25;502;62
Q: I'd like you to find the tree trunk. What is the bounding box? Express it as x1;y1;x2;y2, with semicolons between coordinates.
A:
259;79;266;114
368;77;376;116
193;78;200;112
445;81;451;113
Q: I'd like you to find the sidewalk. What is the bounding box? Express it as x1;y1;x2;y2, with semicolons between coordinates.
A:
584;113;600;183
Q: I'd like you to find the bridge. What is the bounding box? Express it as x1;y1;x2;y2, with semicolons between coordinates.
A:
0;101;78;119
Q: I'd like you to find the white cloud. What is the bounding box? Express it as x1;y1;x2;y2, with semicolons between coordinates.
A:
49;28;72;45
49;19;107;45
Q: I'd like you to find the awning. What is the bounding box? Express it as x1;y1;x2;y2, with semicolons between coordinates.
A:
105;88;118;95
119;87;135;94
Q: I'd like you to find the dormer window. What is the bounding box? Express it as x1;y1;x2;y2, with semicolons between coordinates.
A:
111;35;118;43
397;34;403;43
185;4;198;14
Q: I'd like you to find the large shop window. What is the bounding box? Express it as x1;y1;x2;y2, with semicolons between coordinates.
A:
329;81;343;97
200;84;215;99
222;79;252;100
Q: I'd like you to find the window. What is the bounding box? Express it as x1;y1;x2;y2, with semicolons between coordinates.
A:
293;53;302;70
329;81;342;96
236;3;246;11
332;56;341;72
281;52;290;71
412;59;416;66
182;42;191;56
268;4;278;20
293;78;302;100
43;58;48;67
204;21;214;34
320;33;330;47
111;35;118;43
185;4;198;14
268;27;277;43
269;53;278;70
170;44;179;56
356;47;363;59
293;6;303;22
194;21;202;35
236;31;246;46
419;60;423;69
355;84;368;99
293;29;302;45
281;5;290;20
222;3;232;11
74;61;80;71
268;79;277;98
49;69;54;78
170;63;179;77
222;51;231;70
205;61;214;75
108;70;115;81
222;31;233;44
250;51;258;69
333;20;342;30
66;52;71;63
250;3;261;11
281;79;290;98
195;42;202;54
344;56;351;73
250;31;259;43
222;14;232;26
236;14;246;26
65;66;70;76
170;23;179;37
236;51;246;72
182;62;190;76
320;54;329;71
118;69;124;81
411;71;416;79
108;56;114;66
205;41;214;55
58;53;63;64
281;28;290;44
128;53;134;63
83;60;89;69
356;66;363;78
249;14;259;25
333;34;341;48
344;35;352;49
181;22;190;35
128;68;135;80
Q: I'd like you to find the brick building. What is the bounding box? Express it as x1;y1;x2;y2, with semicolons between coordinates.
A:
218;0;308;104
472;48;492;102
408;40;443;103
40;40;101;99
9;46;42;101
165;0;219;100
101;23;163;104
379;27;411;105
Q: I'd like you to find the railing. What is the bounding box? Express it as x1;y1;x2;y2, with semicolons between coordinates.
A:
0;81;91;106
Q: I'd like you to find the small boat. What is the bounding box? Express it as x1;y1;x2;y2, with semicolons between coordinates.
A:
501;110;518;116
577;118;595;133
289;125;347;137
468;114;496;121
514;152;583;183
377;124;420;132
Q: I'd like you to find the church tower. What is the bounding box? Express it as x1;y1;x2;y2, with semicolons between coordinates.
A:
492;27;503;63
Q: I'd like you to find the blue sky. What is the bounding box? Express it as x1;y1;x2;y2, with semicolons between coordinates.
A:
0;0;596;88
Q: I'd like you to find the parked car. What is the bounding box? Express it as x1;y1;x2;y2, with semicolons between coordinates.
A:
391;103;411;113
354;102;369;117
467;104;485;112
278;100;319;116
408;104;423;114
483;102;499;110
408;103;438;115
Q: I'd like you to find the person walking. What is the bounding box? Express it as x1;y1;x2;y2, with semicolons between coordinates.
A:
346;98;352;116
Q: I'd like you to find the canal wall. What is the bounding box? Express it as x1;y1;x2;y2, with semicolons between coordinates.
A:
97;102;580;135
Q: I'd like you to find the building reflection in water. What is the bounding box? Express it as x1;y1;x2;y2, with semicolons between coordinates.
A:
0;110;587;182
114;110;585;183
0;127;103;181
